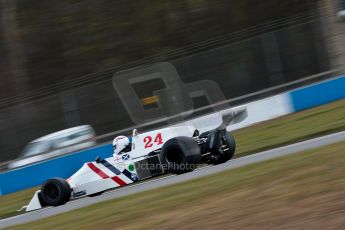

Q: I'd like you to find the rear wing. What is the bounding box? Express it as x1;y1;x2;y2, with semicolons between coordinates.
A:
180;105;248;133
217;105;247;130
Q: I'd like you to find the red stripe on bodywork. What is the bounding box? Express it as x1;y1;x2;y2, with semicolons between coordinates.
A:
87;162;109;179
111;176;127;186
87;162;126;186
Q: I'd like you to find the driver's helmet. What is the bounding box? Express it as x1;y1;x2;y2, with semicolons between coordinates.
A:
112;135;131;156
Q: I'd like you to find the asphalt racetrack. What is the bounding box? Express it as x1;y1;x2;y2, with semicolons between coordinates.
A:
1;130;345;229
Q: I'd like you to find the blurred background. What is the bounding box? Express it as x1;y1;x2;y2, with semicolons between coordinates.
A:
0;0;344;164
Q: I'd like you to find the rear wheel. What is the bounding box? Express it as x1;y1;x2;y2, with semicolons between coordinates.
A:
160;136;201;174
40;178;71;206
207;131;236;164
215;132;236;164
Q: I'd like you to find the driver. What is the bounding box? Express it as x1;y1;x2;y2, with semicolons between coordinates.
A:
112;135;131;158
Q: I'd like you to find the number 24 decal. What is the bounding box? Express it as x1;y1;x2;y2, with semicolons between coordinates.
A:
144;133;163;148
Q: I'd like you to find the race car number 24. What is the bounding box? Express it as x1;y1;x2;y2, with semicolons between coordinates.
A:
144;133;163;148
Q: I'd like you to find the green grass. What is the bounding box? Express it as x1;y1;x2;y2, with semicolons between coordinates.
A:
0;99;345;222
0;187;38;219
233;99;345;156
6;139;345;229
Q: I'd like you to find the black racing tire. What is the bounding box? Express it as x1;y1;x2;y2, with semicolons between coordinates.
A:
160;136;201;174
208;130;236;164
211;132;236;164
40;178;71;206
218;132;236;163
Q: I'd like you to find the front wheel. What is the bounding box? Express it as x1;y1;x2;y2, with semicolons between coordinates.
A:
40;178;71;206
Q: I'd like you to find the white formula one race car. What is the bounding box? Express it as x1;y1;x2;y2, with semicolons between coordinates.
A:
24;106;247;212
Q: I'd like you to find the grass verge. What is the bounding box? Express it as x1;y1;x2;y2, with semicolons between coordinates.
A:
233;99;345;156
5;139;345;229
0;99;345;221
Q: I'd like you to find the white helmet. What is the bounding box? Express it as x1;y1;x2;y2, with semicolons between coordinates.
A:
113;135;130;156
